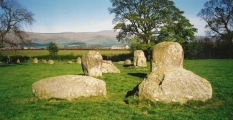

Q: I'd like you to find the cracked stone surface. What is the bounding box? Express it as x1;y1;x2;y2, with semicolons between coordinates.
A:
138;42;212;104
81;51;103;77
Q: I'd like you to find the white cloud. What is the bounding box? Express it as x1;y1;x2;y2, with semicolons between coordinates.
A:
26;17;206;36
25;19;115;33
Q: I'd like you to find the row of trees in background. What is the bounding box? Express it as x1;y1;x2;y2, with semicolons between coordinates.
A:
130;36;233;60
183;37;233;59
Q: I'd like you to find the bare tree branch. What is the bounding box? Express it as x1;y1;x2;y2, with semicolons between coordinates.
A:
0;0;35;49
198;0;233;42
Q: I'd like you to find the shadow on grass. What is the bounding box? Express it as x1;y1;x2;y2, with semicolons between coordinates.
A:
128;73;147;79
125;82;141;98
125;73;147;99
123;64;134;68
0;63;28;67
78;74;85;75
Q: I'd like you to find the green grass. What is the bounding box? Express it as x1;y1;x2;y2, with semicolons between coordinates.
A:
0;59;233;119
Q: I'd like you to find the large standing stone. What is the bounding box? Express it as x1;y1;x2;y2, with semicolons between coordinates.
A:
81;51;103;77
151;42;183;72
138;42;212;104
102;60;120;73
134;50;147;67
32;75;106;100
33;58;38;63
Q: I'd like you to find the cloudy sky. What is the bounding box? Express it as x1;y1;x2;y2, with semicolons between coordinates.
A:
19;0;208;35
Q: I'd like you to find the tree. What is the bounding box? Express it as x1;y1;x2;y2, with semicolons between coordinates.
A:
157;15;197;43
0;0;35;48
109;0;197;45
198;0;233;42
47;42;59;57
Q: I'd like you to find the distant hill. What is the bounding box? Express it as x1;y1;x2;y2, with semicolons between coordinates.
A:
25;30;126;48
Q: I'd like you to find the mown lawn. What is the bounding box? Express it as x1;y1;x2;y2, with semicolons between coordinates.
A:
0;59;232;119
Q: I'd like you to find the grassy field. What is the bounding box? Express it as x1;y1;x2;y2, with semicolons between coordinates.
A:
0;59;233;119
0;49;131;57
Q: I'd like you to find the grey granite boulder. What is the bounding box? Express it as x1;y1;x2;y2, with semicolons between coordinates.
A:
48;59;54;64
33;58;38;63
76;57;81;64
102;60;120;73
124;59;132;65
32;75;106;100
137;42;212;104
151;42;183;72
134;50;147;67
81;51;103;77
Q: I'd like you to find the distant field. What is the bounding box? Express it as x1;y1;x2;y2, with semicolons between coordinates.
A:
0;49;131;57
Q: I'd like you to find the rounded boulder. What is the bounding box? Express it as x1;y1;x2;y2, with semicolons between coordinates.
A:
32;75;106;100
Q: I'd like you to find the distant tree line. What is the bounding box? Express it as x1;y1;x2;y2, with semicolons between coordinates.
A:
182;36;233;59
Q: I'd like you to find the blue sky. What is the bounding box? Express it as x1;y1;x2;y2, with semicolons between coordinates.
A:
19;0;208;35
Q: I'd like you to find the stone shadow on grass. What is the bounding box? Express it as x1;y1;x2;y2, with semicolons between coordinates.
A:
125;73;147;98
128;73;147;79
123;64;134;67
125;82;140;98
0;63;28;67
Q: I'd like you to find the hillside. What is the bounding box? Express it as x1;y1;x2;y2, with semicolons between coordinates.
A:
26;30;125;48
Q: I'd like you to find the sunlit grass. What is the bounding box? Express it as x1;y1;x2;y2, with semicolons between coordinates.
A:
0;59;232;119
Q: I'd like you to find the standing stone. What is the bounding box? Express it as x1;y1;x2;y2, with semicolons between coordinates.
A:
151;42;183;72
134;50;147;67
16;59;20;64
102;60;120;73
76;57;81;64
32;75;107;100
67;61;73;64
48;59;54;64
138;42;212;104
42;59;47;63
33;58;38;63
7;56;11;64
124;59;132;65
81;51;103;77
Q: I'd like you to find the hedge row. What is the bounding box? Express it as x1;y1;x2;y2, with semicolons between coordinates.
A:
182;40;233;59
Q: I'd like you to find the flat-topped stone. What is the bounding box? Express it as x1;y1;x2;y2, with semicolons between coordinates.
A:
32;75;106;100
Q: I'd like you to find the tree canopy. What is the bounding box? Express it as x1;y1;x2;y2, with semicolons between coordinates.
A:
0;0;35;48
109;0;197;44
48;42;59;57
198;0;233;42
